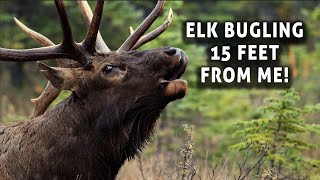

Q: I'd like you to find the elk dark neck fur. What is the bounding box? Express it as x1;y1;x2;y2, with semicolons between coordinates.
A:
0;90;166;179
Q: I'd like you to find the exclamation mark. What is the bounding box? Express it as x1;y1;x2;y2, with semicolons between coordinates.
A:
284;67;289;83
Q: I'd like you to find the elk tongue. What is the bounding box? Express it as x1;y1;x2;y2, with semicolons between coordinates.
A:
160;79;187;99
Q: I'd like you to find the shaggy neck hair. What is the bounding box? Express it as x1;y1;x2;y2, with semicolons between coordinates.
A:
35;89;168;179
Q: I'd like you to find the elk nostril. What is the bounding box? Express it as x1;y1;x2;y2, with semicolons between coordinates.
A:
165;48;177;56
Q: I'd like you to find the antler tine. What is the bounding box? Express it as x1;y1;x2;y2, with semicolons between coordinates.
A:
77;0;110;53
14;18;55;47
82;0;105;54
31;83;60;118
55;0;73;44
131;8;173;50
117;0;166;52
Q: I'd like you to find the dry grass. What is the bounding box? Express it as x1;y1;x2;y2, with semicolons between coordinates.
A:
117;153;267;180
117;127;272;180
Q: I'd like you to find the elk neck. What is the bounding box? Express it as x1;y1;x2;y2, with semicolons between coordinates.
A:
40;88;166;168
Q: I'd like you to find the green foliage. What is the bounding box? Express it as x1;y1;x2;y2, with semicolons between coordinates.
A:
232;89;320;176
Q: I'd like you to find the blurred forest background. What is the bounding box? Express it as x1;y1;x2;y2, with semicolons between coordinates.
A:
0;0;320;179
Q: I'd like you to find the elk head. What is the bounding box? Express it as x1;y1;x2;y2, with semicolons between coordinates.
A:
0;0;188;157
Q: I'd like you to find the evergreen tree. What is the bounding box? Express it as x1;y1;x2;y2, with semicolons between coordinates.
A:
232;89;320;176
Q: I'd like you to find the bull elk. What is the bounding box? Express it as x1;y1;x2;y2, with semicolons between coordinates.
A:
0;0;188;179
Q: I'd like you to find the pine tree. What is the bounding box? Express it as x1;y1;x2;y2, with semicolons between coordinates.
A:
232;89;320;176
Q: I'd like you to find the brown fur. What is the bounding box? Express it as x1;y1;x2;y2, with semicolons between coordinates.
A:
0;47;188;179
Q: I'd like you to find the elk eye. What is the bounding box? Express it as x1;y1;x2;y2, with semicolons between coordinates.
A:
103;65;114;74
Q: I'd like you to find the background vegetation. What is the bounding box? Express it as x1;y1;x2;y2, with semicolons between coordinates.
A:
0;0;319;179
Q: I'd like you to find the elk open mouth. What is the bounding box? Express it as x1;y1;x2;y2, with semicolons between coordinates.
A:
160;53;188;99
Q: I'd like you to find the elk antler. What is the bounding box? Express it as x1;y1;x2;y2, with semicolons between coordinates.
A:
0;0;105;68
117;0;173;52
81;0;105;54
1;0;106;118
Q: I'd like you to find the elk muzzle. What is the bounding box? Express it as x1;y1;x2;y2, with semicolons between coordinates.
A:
161;47;188;100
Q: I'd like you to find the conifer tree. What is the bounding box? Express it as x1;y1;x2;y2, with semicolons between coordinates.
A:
232;89;320;176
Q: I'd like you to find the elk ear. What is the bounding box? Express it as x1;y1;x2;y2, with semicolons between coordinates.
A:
37;61;77;91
